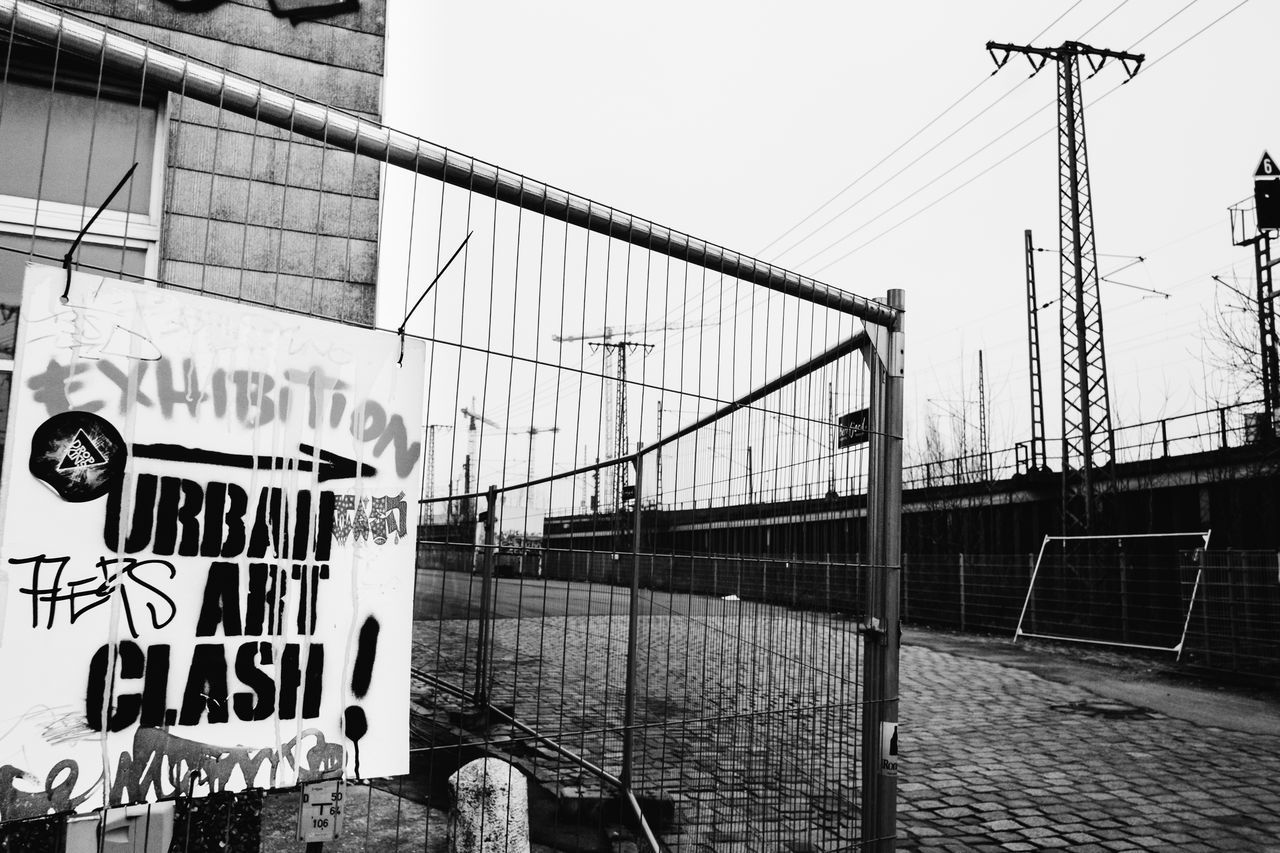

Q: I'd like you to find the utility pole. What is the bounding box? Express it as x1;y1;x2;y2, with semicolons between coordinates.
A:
826;383;838;499
1022;229;1048;473
978;351;989;480
1230;152;1280;437
988;40;1143;534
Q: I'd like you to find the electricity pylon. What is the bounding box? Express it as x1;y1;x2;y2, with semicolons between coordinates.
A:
553;325;662;510
988;40;1143;534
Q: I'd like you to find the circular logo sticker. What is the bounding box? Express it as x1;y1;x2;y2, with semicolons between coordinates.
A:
29;411;126;502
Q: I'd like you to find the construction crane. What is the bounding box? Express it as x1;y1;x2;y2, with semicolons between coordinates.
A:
423;423;454;524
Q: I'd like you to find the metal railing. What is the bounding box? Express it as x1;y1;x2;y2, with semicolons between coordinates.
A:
905;400;1265;490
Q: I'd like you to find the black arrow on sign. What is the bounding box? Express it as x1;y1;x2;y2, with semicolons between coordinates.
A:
133;442;377;482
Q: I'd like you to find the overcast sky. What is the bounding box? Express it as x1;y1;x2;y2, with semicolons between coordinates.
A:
378;0;1280;475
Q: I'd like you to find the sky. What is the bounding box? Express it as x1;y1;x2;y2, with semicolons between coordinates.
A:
375;0;1280;514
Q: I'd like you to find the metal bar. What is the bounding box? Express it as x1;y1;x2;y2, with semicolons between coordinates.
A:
1015;631;1184;653
860;288;904;852
621;445;643;788
1013;538;1050;642
0;0;899;329
1175;568;1204;663
411;667;625;787
1042;531;1212;542
473;486;497;707
623;788;664;853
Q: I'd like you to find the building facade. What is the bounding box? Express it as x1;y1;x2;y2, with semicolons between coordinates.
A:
0;0;386;459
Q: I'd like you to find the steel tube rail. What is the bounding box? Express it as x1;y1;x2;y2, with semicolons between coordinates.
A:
0;0;898;328
410;667;665;851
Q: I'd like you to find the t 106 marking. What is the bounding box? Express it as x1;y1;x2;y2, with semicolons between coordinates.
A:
297;779;345;842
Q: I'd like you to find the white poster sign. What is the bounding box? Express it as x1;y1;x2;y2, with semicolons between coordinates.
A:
0;267;424;821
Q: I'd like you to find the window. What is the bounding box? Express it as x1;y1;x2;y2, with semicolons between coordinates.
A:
0;72;166;470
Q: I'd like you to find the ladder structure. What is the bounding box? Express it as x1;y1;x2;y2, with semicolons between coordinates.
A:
1022;229;1048;473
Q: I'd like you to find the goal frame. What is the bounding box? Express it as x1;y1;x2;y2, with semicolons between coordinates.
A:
1014;530;1212;658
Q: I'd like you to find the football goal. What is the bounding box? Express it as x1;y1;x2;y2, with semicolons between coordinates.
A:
1014;531;1211;657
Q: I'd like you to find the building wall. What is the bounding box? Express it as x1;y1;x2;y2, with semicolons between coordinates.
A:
60;0;387;324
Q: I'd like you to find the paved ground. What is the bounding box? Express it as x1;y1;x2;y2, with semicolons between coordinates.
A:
897;630;1280;852
255;571;1280;852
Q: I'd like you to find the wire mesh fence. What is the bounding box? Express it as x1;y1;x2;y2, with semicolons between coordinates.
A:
902;549;1280;683
1180;550;1280;682
0;3;905;851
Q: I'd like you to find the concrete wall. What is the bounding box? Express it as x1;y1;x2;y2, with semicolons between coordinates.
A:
61;0;386;324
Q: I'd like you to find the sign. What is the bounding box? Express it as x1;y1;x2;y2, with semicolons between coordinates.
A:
1254;151;1278;179
1256;151;1280;231
621;484;636;502
297;779;345;842
0;267;425;822
837;409;870;448
880;722;899;777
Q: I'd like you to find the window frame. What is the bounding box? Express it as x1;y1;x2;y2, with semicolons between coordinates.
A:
0;83;168;374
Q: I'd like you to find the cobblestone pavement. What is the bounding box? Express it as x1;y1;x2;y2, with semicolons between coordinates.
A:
897;639;1280;853
409;578;1280;852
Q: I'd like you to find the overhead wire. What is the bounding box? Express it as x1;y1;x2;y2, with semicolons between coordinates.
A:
620;0;1149;353
803;0;1250;276
574;1;1106;364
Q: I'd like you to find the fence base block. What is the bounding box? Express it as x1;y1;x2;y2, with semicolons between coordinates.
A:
449;757;532;853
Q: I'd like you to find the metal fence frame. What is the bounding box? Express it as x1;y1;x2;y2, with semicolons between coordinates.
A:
0;2;907;850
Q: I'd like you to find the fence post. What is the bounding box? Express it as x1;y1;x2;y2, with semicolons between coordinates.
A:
622;445;643;788
958;553;967;632
860;289;904;853
474;485;497;708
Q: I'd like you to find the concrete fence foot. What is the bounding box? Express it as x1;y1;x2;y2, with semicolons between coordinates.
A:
448;757;531;853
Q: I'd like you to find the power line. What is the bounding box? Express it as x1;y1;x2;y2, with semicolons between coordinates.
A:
613;3;1111;344
801;0;1252;275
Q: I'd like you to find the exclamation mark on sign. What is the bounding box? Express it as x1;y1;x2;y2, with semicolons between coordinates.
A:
344;616;380;777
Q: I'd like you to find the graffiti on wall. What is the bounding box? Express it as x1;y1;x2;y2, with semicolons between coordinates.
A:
157;0;361;25
0;267;424;822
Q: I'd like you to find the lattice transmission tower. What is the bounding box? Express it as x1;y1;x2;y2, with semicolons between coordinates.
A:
988;40;1143;534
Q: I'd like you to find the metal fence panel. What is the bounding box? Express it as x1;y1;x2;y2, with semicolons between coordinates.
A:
0;3;905;850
